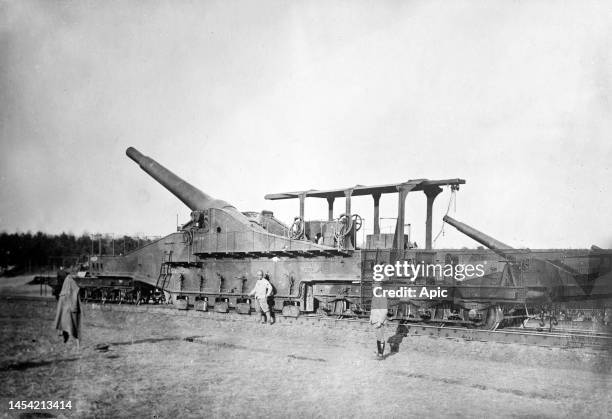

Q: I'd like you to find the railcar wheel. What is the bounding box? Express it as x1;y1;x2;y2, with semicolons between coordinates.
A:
316;308;329;316
482;305;504;330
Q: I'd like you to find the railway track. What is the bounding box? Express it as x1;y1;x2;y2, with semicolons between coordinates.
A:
400;324;612;349
3;295;611;349
87;303;612;349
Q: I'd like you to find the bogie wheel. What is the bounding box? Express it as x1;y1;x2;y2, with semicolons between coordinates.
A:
316;307;329;316
482;305;504;330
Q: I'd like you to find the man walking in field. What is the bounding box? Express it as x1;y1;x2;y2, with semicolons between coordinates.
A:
249;270;274;324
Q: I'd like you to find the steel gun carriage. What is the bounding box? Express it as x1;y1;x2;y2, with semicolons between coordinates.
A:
78;148;612;330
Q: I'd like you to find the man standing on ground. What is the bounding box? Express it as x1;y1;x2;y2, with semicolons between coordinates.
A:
248;270;274;324
54;271;82;348
370;276;388;359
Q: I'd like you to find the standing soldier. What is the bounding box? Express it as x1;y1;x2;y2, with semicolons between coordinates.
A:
248;270;274;324
370;276;388;359
54;271;82;349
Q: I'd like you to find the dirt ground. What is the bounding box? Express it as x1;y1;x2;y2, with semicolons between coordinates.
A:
1;287;612;418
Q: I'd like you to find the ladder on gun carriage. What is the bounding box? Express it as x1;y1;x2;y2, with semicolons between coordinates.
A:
155;251;173;294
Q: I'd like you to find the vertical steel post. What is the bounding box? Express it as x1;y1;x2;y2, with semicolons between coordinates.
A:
299;193;306;221
393;183;418;250
424;186;443;249
344;189;353;217
372;193;381;235
327;197;335;221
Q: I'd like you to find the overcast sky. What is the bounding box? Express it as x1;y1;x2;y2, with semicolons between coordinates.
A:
1;0;611;249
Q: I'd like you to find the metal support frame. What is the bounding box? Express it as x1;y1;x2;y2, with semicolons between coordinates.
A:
298;193;306;223
424;186;442;249
344;189;353;218
372;193;381;235
327;197;335;221
296;192;306;239
344;189;354;249
265;179;464;250
393;183;418;250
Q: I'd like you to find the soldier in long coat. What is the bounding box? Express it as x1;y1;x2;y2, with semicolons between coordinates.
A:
54;274;81;346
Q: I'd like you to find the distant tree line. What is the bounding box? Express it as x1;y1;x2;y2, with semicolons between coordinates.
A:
0;232;158;274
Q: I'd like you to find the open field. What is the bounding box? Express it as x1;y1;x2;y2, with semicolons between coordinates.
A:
0;275;54;299
1;287;612;417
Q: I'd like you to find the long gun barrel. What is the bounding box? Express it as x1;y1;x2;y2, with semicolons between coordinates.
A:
443;215;514;253
443;215;581;276
126;147;237;213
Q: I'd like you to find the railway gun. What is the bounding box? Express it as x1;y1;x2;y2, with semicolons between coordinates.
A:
76;147;612;332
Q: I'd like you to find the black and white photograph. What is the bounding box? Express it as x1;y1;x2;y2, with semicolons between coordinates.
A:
1;1;611;417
